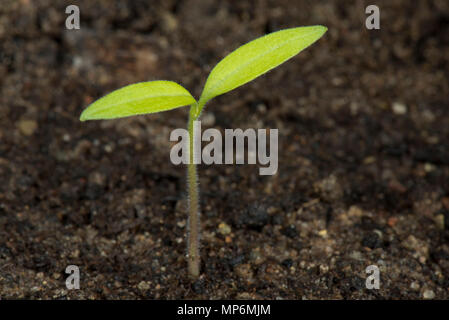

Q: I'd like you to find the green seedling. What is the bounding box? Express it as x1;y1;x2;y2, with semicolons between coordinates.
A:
80;26;327;279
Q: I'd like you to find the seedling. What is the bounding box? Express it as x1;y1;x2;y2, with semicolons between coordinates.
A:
80;26;327;279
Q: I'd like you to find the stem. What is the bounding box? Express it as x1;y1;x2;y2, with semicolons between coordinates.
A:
187;104;200;279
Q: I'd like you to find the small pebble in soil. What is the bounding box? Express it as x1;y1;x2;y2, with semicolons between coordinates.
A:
104;144;114;153
88;171;106;186
17;119;38;136
442;198;449;211
361;231;383;249
236;292;257;299
349;276;366;291
191;279;205;294
84;184;104;200
233;203;269;231
424;163;435;173
319;264;329;274
423;289;435;299
402;235;429;263
63;133;71;142
271;213;283;225
444;209;449;230
318;229;327;237
161;11;178;32
229;255;245;267
281;225;298;238
281;258;293;268
434;214;445;230
387;217;398;227
234;264;254;281
134;204;147;218
349;251;363;261
392;102;407;115
218;222;231;235
176;220;186;228
410;281;420;291
249;247;265;265
137;281;150;291
313;174;343;201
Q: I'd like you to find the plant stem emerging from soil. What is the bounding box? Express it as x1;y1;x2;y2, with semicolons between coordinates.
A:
187;104;200;279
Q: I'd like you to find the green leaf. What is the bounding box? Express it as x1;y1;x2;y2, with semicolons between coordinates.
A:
198;25;327;108
80;80;196;121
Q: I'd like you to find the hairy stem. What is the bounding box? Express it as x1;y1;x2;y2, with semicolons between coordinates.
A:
187;104;200;279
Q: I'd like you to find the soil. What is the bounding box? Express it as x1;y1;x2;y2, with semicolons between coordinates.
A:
1;0;449;299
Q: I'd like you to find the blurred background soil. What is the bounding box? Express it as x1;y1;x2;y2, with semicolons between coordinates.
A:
1;0;449;299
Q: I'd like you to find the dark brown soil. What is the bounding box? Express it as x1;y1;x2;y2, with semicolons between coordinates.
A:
1;0;449;299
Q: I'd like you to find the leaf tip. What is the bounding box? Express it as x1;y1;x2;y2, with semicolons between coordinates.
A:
318;26;328;35
314;25;328;36
79;109;90;122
